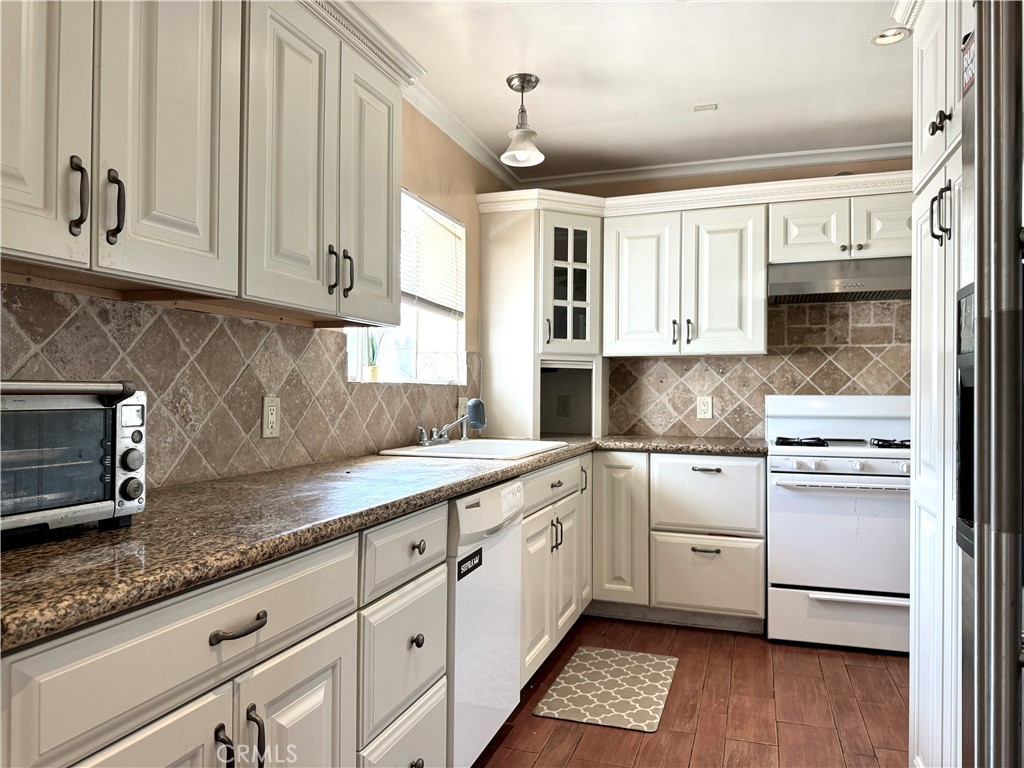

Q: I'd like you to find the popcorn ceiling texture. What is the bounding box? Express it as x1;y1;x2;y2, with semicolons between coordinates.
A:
607;301;912;440
1;284;480;489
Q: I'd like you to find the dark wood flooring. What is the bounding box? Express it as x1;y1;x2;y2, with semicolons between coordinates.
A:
475;617;909;768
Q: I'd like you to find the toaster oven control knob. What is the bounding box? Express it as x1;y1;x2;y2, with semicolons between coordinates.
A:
120;478;144;501
122;448;144;472
851;460;864;471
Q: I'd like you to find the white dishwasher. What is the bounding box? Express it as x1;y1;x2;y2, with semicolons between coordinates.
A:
447;479;524;768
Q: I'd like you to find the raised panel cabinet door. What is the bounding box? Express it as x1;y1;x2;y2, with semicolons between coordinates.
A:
338;47;401;326
682;205;766;355
540;212;602;355
592;452;649;605
521;507;555;686
234;616;357;768
850;193;913;259
74;685;233;768
244;1;339;314
0;0;92;267
579;454;593;611
912;0;948;191
94;1;241;294
602;213;681;356
552;494;580;642
910;496;944;768
767;198;849;263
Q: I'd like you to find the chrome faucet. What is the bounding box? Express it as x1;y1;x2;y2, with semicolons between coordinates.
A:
416;398;486;446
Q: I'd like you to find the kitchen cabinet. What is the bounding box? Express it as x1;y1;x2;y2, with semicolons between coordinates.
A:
540;212;602;354
592;452;649;605
649;454;765;537
579;454;593;611
358;678;446;768
603;206;766;356
244;1;400;323
769;194;913;263
1;0;241;295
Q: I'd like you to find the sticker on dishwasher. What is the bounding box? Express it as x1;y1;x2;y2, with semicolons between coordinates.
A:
457;548;483;580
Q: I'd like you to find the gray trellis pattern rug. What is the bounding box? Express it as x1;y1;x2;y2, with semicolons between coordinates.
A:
532;646;678;732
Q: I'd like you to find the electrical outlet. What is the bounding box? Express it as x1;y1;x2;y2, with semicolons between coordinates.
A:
458;397;468;418
557;395;571;417
262;396;280;438
696;396;713;420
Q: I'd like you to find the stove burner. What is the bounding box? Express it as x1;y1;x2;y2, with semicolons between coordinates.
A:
870;438;911;450
775;437;829;447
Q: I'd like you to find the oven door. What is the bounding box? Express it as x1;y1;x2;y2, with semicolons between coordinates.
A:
768;472;910;595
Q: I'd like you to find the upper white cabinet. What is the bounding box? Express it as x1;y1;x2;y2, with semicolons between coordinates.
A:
540;212;602;354
0;1;93;268
603;206;766;356
769;193;912;263
94;0;242;294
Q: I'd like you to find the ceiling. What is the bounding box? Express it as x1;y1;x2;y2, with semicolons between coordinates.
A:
357;0;913;187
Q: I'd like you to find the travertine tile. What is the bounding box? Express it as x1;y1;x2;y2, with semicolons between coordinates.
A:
164;309;220;350
2;283;79;343
193;404;247;474
129;316;191;396
42;311;119;380
195;326;245;392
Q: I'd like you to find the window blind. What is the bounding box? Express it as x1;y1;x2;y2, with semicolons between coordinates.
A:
400;192;466;316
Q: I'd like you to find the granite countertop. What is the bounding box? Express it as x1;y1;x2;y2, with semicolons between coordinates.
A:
1;436;766;652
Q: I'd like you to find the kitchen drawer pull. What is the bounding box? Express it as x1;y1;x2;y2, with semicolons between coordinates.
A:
808;592;910;608
551;480;564;489
685;318;693;345
410;760;425;768
691;466;722;473
327;244;340;295
105;168;126;245
246;704;266;768
671;319;679;345
209;610;268;646
342;249;355;298
69;155;89;236
411;633;426;649
691;546;722;555
214;724;235;768
411;539;427;556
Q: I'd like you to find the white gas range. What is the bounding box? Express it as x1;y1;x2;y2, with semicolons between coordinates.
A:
765;395;911;652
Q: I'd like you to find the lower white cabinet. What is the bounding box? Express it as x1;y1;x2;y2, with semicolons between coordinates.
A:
592;452;649;605
650;533;765;618
579;454;594;611
358;678;446;768
650;454;765;536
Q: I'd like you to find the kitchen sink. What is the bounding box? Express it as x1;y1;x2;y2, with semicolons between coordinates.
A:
380;438;567;460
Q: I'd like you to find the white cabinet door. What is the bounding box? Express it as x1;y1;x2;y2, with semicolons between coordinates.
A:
521;507;555;686
552;494;580;641
850;193;913;259
579;454;593;611
74;686;233;768
93;1;241;295
540;212;602;355
602;213;681;356
244;1;338;314
234;616;357;768
0;0;93;267
768;198;849;263
682;205;766;355
338;48;401;326
912;0;949;190
650;454;765;536
592;452;649;605
358;678;446;768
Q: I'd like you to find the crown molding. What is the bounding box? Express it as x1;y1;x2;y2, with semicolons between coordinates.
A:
524;142;912;191
890;0;925;29
602;171;912;217
476;188;607;215
403;86;521;189
310;1;426;85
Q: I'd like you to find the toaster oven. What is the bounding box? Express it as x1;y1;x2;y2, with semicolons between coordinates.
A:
1;380;147;533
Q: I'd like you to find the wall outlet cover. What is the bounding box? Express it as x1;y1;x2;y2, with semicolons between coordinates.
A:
262;395;281;438
696;396;713;420
458;397;468;418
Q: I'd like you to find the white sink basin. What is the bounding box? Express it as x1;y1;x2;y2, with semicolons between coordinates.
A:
380;439;567;460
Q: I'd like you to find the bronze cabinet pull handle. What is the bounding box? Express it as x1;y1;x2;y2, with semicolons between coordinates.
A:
209;610;268;646
691;546;722;555
106;169;126;245
69;156;90;236
246;704;266;768
214;724;235;768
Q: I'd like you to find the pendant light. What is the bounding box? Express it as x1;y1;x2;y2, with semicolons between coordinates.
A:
500;73;545;168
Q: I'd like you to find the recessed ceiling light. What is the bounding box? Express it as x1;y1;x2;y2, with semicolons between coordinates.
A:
870;25;911;46
693;103;718;112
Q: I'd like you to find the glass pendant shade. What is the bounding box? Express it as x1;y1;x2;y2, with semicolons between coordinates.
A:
501;127;545;167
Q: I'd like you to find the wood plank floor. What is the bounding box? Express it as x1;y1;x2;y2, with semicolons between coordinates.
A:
475;617;909;768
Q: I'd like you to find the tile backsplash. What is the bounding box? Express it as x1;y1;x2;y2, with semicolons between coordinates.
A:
1;285;479;489
608;300;911;440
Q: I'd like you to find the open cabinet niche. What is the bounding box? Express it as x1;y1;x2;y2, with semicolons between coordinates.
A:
540;366;593;435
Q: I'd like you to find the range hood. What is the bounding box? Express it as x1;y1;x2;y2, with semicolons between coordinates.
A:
767;256;911;304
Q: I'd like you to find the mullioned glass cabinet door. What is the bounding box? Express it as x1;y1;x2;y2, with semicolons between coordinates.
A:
540;212;601;355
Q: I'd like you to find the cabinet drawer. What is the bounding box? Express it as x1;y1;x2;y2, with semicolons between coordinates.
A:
359;677;447;768
650;532;764;618
522;458;580;518
362;504;447;604
359;564;447;747
650;455;765;536
768;587;908;653
5;536;358;768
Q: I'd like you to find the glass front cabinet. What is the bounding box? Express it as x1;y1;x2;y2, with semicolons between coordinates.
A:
539;212;602;355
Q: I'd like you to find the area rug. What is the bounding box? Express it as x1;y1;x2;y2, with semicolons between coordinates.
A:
532;646;678;732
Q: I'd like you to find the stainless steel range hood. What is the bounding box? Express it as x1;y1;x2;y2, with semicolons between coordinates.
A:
767;256;912;304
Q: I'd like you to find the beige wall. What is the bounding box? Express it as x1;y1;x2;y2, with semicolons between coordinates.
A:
401;103;509;353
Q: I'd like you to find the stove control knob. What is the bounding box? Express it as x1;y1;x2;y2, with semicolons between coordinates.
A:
807;459;820;470
851;460;864;471
791;459;804;469
898;461;909;473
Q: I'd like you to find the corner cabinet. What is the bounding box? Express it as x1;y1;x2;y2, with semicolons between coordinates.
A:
244;1;401;325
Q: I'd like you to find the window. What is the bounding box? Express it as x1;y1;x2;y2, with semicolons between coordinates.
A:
346;192;466;384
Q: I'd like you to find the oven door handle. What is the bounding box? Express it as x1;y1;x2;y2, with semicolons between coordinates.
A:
808;592;910;608
773;479;909;492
